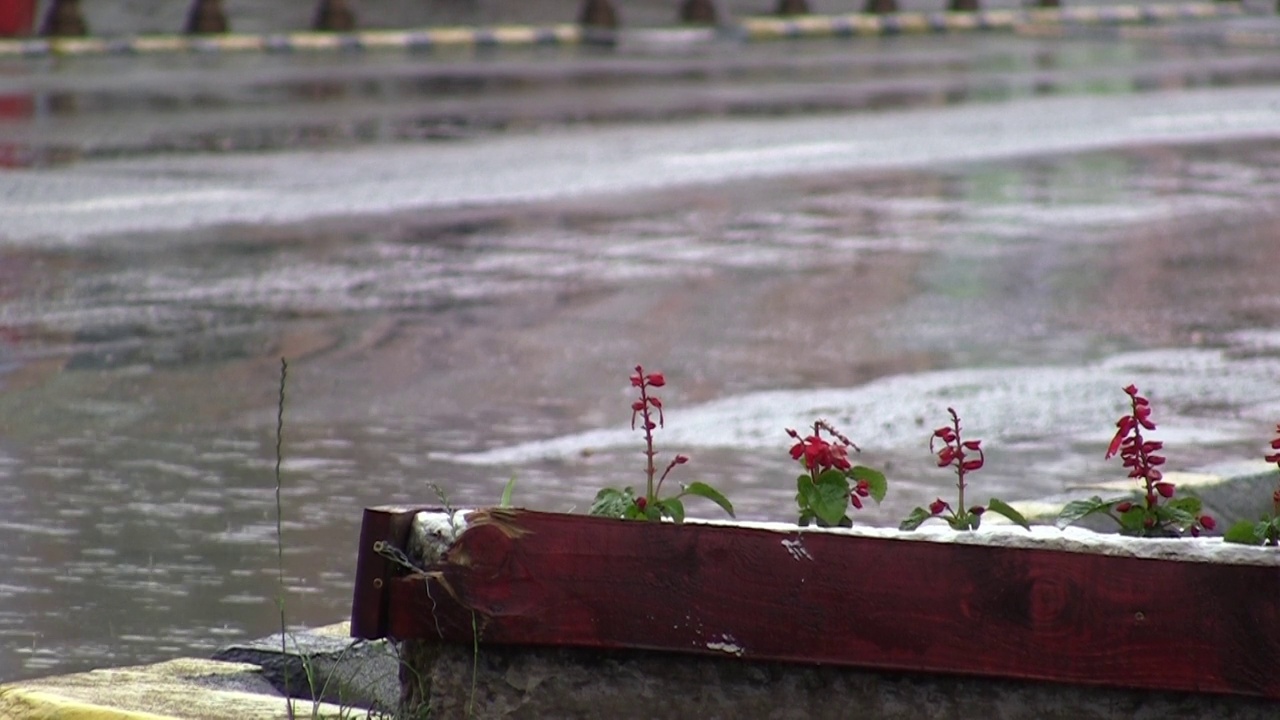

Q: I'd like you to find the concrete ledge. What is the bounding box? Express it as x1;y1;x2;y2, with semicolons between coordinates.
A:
0;656;360;720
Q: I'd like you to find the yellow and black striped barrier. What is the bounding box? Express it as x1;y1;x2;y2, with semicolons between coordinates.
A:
737;1;1246;41
0;23;585;57
0;2;1258;58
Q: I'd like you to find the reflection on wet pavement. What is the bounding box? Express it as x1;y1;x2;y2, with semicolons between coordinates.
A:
3;31;1280;168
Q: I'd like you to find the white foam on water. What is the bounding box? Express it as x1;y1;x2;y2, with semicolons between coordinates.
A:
435;347;1279;466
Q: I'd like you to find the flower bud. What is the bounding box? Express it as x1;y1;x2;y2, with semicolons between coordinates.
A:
1115;501;1133;513
645;373;665;387
1155;482;1175;498
929;498;949;516
635;496;647;510
968;505;985;516
1199;515;1216;531
850;494;863;510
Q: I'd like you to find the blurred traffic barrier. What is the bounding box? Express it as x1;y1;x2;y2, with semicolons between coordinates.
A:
0;0;33;36
0;1;1262;53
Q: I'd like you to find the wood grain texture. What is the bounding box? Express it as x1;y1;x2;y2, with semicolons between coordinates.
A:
361;508;1280;699
349;505;418;640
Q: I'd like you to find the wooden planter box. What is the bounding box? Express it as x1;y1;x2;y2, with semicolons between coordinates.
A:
350;506;1280;715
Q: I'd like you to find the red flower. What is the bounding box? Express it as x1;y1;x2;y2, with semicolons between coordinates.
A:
850;494;863;510
854;480;870;497
929;498;950;516
1199;515;1216;531
968;505;985;516
673;455;689;465
1115;501;1133;513
1154;482;1175;498
645;373;665;387
635;496;647;511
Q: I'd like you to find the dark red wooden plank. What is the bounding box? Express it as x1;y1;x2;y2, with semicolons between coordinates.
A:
380;509;1280;699
349;505;422;639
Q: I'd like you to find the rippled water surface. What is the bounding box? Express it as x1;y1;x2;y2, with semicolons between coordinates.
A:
3;138;1280;680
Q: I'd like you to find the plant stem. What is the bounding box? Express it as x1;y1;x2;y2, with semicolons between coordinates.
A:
274;357;292;719
953;416;966;515
638;377;656;498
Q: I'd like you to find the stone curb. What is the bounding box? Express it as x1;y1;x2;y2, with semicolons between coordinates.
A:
0;624;391;720
0;1;1254;57
0;656;358;720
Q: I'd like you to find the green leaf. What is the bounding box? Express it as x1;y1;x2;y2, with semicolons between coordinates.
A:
1055;495;1125;529
811;471;851;527
1156;503;1196;531
986;497;1030;530
1165;496;1202;515
659;497;686;524
899;506;933;532
849;466;888;504
500;475;517;508
1118;505;1148;535
1224;520;1265;545
950;511;980;531
682;481;736;518
590;487;632;518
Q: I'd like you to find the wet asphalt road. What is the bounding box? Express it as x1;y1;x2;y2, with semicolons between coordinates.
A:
1;16;1280;682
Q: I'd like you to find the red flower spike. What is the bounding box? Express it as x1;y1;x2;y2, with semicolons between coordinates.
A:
1199;515;1216;531
1155;482;1175;498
